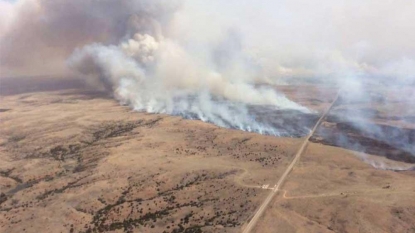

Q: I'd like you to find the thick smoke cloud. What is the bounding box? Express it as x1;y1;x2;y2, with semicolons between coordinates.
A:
66;14;308;134
1;0;415;152
0;0;309;135
0;0;179;76
2;0;415;80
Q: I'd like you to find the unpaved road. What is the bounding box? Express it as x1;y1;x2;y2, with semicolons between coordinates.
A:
242;93;339;233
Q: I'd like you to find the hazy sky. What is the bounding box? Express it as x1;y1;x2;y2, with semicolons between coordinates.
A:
1;0;415;84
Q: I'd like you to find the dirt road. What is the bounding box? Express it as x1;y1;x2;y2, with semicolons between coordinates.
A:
242;93;339;233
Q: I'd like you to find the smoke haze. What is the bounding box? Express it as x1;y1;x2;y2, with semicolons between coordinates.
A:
1;0;415;142
2;0;415;79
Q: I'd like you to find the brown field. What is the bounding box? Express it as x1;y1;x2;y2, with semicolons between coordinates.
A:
253;142;415;233
0;77;414;233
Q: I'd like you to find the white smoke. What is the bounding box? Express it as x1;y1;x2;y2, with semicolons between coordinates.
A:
355;152;415;171
1;0;415;140
68;29;309;135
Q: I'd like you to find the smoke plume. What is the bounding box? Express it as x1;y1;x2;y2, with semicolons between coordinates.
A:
2;0;415;83
1;0;415;160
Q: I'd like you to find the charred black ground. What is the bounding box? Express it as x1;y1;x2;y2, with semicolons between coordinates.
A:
311;93;415;164
1;76;414;165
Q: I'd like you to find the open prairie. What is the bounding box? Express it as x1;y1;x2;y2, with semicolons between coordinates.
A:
1;77;414;233
2;0;415;232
